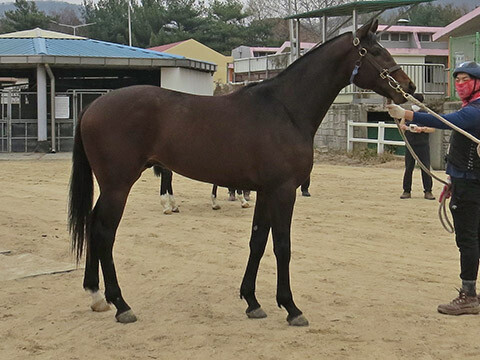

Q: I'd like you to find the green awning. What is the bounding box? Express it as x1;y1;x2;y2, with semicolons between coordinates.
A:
285;0;435;19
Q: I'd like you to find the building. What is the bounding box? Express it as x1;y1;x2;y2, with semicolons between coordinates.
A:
231;41;317;82
149;39;231;85
433;6;480;99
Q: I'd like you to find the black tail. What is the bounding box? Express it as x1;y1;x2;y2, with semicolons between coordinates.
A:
68;111;93;263
153;165;163;177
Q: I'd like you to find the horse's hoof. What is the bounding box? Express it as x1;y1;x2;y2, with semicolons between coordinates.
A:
91;298;110;312
287;314;309;326
163;209;172;215
172;207;179;213
246;307;267;319
116;309;137;323
212;204;221;210
241;202;250;208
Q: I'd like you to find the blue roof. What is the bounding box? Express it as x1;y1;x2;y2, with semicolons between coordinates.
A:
0;28;216;72
0;37;185;59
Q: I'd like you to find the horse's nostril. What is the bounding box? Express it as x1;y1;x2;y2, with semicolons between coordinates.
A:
409;82;416;94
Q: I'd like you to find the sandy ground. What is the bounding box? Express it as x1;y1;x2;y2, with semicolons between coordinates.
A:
1;153;480;360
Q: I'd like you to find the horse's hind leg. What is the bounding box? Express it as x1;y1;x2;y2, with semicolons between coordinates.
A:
228;188;236;201
89;188;137;323
159;168;178;214
164;169;179;213
240;191;270;318
211;184;221;210
237;190;250;208
83;247;110;312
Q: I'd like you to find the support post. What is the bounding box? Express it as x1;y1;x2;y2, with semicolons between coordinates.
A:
36;64;49;152
378;121;385;154
45;64;56;153
347;120;353;152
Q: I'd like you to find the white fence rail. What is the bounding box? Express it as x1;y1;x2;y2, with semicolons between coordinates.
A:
233;53;447;95
347;120;404;154
340;63;447;95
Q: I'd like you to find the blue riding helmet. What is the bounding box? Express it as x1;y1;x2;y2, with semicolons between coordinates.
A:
453;61;480;79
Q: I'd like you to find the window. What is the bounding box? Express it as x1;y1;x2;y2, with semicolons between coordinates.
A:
380;33;390;41
387;33;409;42
420;34;431;42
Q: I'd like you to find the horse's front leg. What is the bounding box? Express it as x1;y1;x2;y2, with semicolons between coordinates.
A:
240;190;270;318
269;186;308;326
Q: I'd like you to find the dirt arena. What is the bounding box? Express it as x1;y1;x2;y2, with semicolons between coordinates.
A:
1;153;479;360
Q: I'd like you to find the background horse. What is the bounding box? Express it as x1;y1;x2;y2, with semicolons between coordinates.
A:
69;19;414;325
211;185;250;210
153;165;179;214
153;165;250;212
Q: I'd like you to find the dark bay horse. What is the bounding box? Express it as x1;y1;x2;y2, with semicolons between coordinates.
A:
69;19;415;325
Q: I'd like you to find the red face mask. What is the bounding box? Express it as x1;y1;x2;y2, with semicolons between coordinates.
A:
455;79;475;99
455;79;480;105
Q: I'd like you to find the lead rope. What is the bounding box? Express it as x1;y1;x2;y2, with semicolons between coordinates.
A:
394;118;454;233
351;37;478;233
389;89;480;234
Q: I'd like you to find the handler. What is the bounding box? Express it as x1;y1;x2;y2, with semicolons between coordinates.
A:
387;61;480;315
399;93;435;200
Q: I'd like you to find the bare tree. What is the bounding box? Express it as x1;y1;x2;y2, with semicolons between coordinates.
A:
247;0;347;20
246;0;349;39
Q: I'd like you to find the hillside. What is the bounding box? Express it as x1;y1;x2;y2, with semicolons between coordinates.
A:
434;0;478;11
0;1;82;18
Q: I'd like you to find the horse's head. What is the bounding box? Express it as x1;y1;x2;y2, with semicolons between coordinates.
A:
350;19;415;104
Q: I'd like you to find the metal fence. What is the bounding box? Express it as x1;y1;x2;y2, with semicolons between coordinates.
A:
0;89;108;152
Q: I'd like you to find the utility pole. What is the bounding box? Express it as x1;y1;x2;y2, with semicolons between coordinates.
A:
128;0;132;46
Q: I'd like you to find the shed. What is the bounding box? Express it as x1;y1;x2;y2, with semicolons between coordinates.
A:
0;28;216;152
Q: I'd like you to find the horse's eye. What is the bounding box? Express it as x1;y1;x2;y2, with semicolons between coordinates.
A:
370;44;384;56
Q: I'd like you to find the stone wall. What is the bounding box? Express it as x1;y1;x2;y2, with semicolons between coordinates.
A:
314;104;364;151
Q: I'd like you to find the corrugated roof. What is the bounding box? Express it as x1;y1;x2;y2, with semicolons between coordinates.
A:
0;36;184;60
149;40;187;53
0;28;216;72
0;27;183;59
0;28;83;39
285;0;435;19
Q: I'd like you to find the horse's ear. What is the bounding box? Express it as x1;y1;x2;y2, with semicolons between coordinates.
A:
370;18;379;33
356;18;377;39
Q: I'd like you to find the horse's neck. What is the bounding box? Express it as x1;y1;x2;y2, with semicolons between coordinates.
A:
267;35;355;136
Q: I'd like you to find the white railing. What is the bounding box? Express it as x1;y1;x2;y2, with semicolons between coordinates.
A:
234;53;290;76
340;63;447;95
233;54;447;95
347;120;404;154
